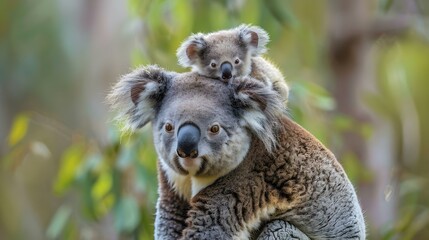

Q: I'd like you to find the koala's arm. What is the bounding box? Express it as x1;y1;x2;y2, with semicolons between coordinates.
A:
179;151;262;239
250;57;289;104
155;163;190;240
182;198;309;240
256;220;310;240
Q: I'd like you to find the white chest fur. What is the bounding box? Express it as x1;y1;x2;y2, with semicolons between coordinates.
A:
160;160;219;201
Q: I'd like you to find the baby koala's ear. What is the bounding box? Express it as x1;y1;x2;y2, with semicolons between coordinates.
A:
177;33;207;67
238;24;270;56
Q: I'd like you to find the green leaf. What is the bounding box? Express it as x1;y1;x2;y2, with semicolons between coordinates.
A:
265;0;297;27
403;209;429;240
238;0;260;24
380;0;395;12
114;195;141;233
80;153;103;175
91;171;112;201
359;123;373;140
364;93;393;118
135;162;157;202
54;143;86;194
314;95;335;111
8;113;29;146
117;144;136;170
295;81;335;111
334;115;353;131
92;170;115;217
46;205;72;239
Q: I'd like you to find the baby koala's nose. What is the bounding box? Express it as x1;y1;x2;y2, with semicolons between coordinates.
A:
176;123;200;159
221;61;232;80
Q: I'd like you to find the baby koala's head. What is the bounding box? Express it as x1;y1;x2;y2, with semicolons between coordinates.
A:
177;24;269;81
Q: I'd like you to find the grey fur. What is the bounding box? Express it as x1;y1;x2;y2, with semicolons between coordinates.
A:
108;66;366;239
256;220;310;240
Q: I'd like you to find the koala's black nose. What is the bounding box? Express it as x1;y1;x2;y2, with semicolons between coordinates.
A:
221;61;232;80
177;123;200;158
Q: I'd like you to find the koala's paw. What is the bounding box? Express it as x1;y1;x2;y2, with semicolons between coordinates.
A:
181;226;232;240
256;220;310;240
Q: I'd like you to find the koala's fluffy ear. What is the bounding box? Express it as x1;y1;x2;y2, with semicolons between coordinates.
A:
107;65;173;131
238;24;270;56
231;77;283;152
177;33;206;67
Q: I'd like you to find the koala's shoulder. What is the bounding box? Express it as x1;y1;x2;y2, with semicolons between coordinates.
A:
276;116;332;155
274;116;342;174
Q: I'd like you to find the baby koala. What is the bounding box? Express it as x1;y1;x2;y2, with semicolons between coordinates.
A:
177;24;289;103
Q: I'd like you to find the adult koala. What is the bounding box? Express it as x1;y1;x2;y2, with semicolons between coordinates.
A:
108;65;366;239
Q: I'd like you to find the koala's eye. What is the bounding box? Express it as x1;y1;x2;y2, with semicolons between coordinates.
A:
234;59;240;65
210;62;217;68
164;123;174;133
209;124;220;134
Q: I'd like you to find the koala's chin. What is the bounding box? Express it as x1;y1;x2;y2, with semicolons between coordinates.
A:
172;155;206;176
178;156;202;174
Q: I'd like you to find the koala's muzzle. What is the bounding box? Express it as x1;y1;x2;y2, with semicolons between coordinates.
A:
177;123;200;159
221;61;233;80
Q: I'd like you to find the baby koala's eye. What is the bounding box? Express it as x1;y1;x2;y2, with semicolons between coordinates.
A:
210;62;217;68
234;59;240;65
164;122;174;133
209;124;220;134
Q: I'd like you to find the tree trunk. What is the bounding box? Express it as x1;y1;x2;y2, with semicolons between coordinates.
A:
328;0;397;234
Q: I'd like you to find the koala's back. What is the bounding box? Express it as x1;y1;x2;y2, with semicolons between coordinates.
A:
258;116;366;239
250;57;289;103
279;117;366;238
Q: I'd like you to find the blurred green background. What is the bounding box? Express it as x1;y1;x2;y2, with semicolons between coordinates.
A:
1;0;429;239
